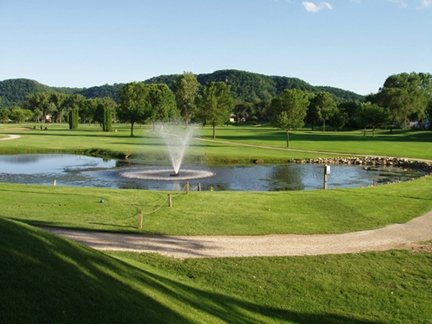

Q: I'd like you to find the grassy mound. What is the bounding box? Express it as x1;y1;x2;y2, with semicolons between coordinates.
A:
1;218;431;323
0;218;185;323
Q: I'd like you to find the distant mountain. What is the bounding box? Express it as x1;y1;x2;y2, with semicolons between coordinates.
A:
0;70;363;107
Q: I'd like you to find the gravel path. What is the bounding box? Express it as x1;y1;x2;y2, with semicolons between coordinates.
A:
45;210;432;259
0;134;21;141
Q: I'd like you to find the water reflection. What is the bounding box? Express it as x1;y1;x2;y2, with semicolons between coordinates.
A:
0;154;425;191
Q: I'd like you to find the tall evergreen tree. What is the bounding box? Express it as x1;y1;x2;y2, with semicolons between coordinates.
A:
103;106;112;132
68;108;79;130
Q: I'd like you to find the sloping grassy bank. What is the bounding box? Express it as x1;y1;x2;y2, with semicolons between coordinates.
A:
1;218;431;323
1;175;431;235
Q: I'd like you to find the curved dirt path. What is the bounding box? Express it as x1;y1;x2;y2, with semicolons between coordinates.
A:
0;134;21;141
45;210;432;259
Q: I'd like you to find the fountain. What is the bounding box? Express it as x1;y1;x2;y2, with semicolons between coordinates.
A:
159;123;194;176
121;123;214;181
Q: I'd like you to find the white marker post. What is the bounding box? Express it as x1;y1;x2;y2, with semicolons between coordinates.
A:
323;165;331;190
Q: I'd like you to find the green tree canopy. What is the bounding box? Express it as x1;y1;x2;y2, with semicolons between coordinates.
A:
269;89;309;147
197;82;234;139
308;92;337;132
118;82;150;137
173;72;199;127
146;84;178;126
355;102;389;136
0;108;9;123
9;107;33;123
376;72;432;128
25;92;52;123
92;97;118;126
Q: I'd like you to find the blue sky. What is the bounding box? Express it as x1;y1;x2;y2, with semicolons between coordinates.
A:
0;0;431;95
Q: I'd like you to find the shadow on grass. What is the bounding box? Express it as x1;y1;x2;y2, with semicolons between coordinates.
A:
0;218;380;323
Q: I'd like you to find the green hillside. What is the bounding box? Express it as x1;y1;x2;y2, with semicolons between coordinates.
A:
0;79;77;107
147;69;364;102
1;70;363;107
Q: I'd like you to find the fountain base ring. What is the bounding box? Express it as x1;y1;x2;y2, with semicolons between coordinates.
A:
121;168;214;181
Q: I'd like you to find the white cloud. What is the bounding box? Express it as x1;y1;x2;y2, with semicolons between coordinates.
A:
417;0;432;9
302;1;333;12
387;0;408;8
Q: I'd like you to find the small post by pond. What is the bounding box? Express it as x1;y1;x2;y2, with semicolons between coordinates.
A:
137;208;143;229
323;165;331;190
168;194;173;207
198;183;201;192
53;179;57;186
185;182;190;194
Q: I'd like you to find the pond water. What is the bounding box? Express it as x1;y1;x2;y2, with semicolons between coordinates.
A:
0;154;425;191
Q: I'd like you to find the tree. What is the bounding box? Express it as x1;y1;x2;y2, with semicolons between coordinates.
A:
146;84;179;127
308;92;337;132
355;102;389;136
197;82;234;139
118;82;150;137
9;107;33;123
103;106;113;132
25;92;51;123
92;97;117;128
0;108;10;123
269;89;309;147
328;108;348;131
68;108;79;129
173;72;199;127
337;101;361;129
49;93;67;123
377;72;432;129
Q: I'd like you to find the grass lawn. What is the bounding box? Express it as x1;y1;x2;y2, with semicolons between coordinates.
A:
0;124;329;162
199;126;432;160
1;123;432;161
0;123;431;234
1;124;431;322
2;218;431;323
1;175;431;235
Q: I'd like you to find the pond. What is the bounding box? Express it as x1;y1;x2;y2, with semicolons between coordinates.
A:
0;154;425;191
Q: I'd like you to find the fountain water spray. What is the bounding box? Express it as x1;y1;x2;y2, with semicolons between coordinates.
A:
156;123;195;175
120;122;214;181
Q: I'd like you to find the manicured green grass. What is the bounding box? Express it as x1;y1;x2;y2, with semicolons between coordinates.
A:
0;123;431;234
112;248;432;323
199;126;432;160
1;175;431;235
2;218;431;323
1;123;432;161
0;124;328;162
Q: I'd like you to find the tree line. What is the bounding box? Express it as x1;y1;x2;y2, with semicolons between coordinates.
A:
266;72;432;147
1;72;431;141
0;73;234;138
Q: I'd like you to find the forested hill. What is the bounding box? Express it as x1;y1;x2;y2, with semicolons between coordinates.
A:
146;70;363;102
0;70;363;107
0;79;77;107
